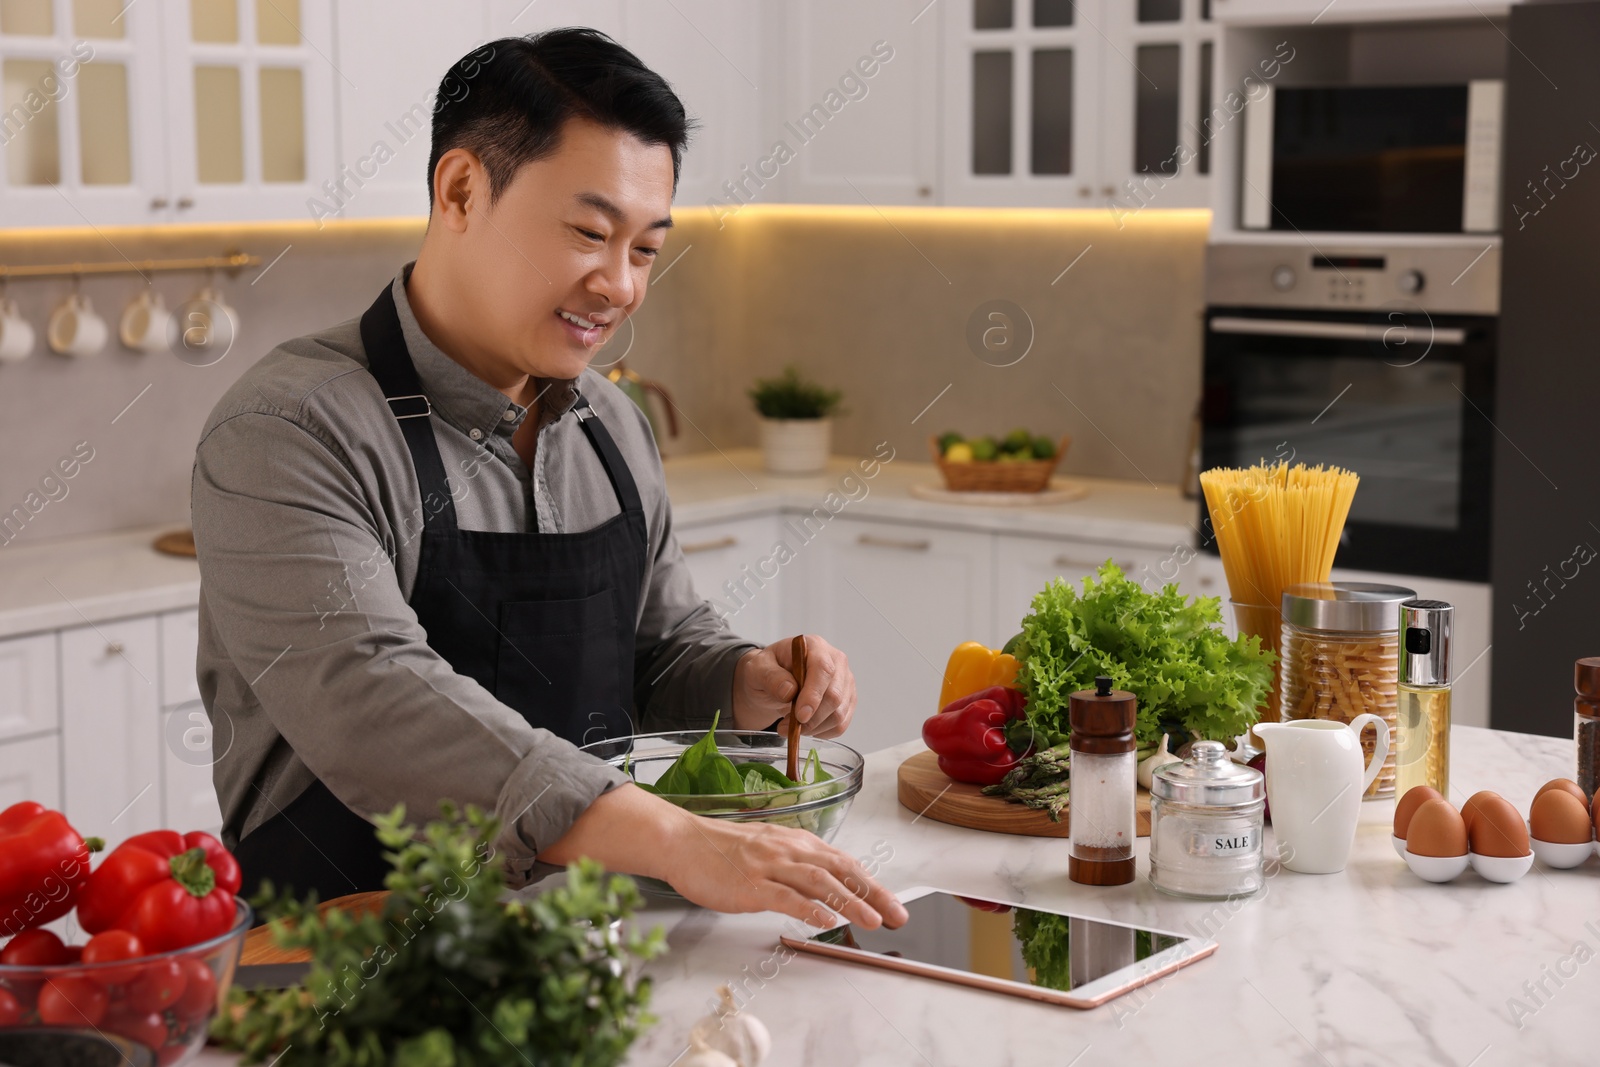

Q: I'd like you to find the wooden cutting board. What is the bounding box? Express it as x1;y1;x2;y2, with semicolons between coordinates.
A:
896;750;1152;838
240;891;389;964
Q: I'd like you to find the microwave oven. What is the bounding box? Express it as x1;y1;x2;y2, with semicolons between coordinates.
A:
1241;82;1503;235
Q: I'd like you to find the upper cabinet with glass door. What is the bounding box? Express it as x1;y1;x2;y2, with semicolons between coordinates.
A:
161;0;334;222
0;0;167;227
942;0;1215;209
0;0;334;227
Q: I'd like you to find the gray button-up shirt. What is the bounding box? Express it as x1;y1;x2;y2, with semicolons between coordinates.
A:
191;263;755;888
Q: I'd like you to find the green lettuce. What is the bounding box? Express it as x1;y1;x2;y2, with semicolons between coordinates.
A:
1014;561;1274;750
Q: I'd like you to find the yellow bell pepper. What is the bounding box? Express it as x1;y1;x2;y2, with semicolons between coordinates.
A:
938;641;1021;712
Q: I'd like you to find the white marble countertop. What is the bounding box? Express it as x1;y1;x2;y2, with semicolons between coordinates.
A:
0;452;1196;640
665;448;1199;548
609;725;1588;1067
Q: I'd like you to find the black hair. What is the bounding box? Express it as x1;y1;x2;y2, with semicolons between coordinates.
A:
426;28;692;209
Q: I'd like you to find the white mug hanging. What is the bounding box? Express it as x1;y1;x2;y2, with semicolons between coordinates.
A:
173;284;239;366
47;293;108;358
119;289;173;354
0;297;34;363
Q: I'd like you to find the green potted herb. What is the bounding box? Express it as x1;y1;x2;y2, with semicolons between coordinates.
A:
748;365;843;474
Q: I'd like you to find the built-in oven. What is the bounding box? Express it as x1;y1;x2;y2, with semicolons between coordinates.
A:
1200;243;1499;582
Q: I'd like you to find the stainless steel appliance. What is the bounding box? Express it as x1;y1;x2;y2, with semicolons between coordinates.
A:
1200;242;1499;582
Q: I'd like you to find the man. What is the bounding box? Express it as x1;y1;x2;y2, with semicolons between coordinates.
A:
192;29;905;932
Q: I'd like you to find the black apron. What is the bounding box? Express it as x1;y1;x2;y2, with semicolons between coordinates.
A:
233;284;647;904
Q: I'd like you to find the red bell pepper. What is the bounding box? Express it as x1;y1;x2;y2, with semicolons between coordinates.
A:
923;698;1014;760
936;749;1021;786
939;684;1026;719
0;802;102;936
76;831;241;952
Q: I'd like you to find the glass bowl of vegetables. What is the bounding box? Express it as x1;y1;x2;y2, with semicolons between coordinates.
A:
0;897;252;1065
582;727;865;896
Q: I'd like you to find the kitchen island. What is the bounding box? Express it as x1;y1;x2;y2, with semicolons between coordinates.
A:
193;724;1593;1066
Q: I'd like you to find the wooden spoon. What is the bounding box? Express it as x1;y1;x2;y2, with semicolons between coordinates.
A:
786;635;807;781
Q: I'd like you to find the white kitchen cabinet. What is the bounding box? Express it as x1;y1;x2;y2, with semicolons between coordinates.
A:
765;1;939;206
1208;0;1505;25
159;608;202;708
0;0;167;226
328;0;491;220
993;532;1158;641
0;631;57;742
60;617;162;850
0;733;61;811
791;517;993;756
676;514;785;647
161;702;225;835
940;0;1215;209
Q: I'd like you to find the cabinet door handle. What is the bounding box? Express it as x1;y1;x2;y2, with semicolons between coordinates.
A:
176;197;195;209
858;534;931;552
149;196;169;209
1053;555;1132;572
682;535;737;554
105;642;125;656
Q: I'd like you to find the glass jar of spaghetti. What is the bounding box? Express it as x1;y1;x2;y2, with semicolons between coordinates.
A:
1280;582;1416;800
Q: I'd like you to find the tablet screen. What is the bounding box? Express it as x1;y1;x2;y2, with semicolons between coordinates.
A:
808;891;1193;993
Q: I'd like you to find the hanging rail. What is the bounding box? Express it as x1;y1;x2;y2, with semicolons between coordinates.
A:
0;250;261;281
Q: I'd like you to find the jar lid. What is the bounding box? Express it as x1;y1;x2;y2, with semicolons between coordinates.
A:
1281;582;1417;633
1576;657;1600;700
1152;740;1264;805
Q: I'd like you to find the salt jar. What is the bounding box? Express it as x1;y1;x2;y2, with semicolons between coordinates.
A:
1149;741;1265;899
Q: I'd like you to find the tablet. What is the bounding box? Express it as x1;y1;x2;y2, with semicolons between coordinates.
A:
779;886;1216;1009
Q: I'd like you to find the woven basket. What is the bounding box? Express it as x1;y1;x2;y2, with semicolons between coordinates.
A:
929;435;1071;493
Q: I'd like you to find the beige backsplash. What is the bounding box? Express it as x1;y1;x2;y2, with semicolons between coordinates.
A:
0;207;1206;547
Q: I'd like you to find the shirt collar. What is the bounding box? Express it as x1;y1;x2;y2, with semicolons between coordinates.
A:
389;262;578;438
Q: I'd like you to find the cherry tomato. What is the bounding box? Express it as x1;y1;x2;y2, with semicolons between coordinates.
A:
38;975;109;1027
125;957;186;1013
82;930;146;986
0;929;70;967
172;957;216;1019
104;1007;168;1050
62;945;83;963
0;987;22;1025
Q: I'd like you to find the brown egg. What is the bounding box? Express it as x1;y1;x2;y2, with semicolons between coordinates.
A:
1530;789;1594;845
1395;785;1443;839
1467;793;1531;857
1461;791;1504;837
1593;790;1600;835
1406;798;1469;858
1535;779;1589;808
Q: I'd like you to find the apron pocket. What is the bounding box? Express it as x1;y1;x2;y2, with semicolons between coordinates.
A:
496;591;626;743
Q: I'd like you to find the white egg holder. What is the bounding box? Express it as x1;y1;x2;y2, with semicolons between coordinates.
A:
1393;822;1596;883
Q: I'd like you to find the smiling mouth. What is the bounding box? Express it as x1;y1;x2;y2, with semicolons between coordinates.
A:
557;309;609;330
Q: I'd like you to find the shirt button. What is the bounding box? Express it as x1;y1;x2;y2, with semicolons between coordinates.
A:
502;409;517;422
469;428;483;440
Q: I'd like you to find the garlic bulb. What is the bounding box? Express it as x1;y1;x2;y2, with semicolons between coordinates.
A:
680;1036;739;1067
688;985;771;1067
1137;733;1180;789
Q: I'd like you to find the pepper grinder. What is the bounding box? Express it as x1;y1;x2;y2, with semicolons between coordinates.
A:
1069;675;1137;886
1575;657;1600;802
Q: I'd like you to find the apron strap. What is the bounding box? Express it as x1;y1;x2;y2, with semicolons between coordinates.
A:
360;283;460;532
571;393;645;517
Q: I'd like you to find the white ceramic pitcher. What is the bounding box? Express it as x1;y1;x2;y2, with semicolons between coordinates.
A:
1253;716;1390;874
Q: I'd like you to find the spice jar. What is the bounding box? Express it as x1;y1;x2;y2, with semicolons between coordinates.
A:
1281;582;1415;799
1576;657;1600;802
1068;676;1137;887
1149;741;1266;899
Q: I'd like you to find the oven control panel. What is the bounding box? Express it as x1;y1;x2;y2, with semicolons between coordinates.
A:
1205;243;1498;315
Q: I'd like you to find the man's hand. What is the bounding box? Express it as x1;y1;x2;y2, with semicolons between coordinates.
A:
731;635;856;738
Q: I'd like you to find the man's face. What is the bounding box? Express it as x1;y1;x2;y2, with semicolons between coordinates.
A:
458;117;675;381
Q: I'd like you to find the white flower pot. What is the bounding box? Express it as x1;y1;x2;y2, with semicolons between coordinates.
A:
759;417;831;474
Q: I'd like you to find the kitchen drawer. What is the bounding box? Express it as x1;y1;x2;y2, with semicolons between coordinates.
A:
162;703;224;835
60;617;162;850
994;534;1161;642
676;515;785;647
160;609;202;708
0;632;58;743
0;733;62;810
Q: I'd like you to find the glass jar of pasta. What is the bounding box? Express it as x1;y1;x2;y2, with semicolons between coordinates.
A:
1280;582;1416;799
